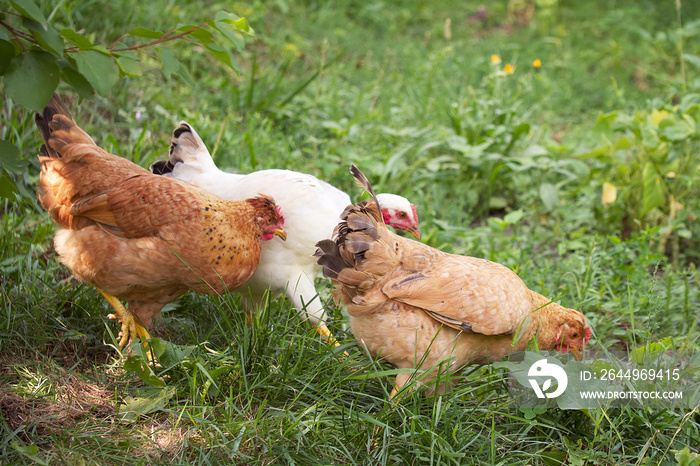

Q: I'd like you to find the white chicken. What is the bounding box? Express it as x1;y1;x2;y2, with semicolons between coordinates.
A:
151;122;420;341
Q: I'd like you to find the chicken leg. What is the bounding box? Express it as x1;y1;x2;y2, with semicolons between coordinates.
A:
99;289;151;349
288;276;342;348
316;323;340;348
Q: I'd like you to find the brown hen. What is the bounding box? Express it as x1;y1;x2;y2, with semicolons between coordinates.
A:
315;166;591;396
36;96;286;349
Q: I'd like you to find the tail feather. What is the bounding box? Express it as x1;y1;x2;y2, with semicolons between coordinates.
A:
314;239;345;279
315;165;404;315
350;165;385;226
36;96;68;156
168;121;210;164
345;211;380;238
35;94;149;230
36;95;95;158
150;159;175;175
343;231;376;255
316;166;397;285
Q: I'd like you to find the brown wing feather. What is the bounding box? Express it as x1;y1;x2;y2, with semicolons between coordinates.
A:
379;253;536;335
102;175;209;239
69;192;121;234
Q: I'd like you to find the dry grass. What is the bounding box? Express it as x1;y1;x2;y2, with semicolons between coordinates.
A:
0;373;114;436
0;357;205;462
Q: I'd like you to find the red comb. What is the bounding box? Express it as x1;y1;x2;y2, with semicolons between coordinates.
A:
276;205;285;224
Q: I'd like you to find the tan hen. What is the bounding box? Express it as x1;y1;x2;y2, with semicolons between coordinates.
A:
36;96;286;349
315;166;591;396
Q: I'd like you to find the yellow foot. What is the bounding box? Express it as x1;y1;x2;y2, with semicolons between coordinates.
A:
98;289;151;350
317;323;340;348
389;386;399;399
317;323;352;359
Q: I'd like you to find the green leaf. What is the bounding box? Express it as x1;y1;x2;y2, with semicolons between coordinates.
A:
682;53;700;70
674;446;700;466
214;21;245;51
661;119;695;142
120;388;175;420
519;144;549;158
214;12;254;48
10;0;46;29
90;44;111;55
215;11;254;35
0;168;18;199
679;93;700;114
178;25;215;44
147;338;195;368
641;164;664;216
640;125;660;149
24;18;63;56
576;136;633;159
60;64;94;98
592;111;618;139
127;27;163;39
539;183;559;211
0;140;26;172
11;441;48;465
503;209;525;224
72;50;119;96
0;39;16;75
116;55;141;77
158;47;179;77
204;43;239;73
4;50;59;112
511;122;531;141
123;356;166;387
60;28;94;50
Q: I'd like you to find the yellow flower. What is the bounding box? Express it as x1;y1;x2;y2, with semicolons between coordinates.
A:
491;54;502;65
533;58;542;68
504;63;515;74
602;182;617;207
282;43;302;58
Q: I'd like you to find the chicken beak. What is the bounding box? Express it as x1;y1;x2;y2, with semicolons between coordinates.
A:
570;346;583;361
274;229;287;241
407;226;421;240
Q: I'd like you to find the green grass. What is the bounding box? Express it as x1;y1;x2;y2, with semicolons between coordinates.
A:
2;0;700;464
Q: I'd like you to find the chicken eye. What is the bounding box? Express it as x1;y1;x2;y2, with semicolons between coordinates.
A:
572;332;579;338
399;212;407;219
267;217;273;224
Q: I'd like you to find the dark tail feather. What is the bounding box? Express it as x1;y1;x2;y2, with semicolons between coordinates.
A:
314;239;346;279
35;95;71;157
169;122;192;158
345;211;380;238
350;165;384;225
172;122;192;140
150;159;175;175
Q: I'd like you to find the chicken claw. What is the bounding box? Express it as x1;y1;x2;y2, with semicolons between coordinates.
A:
99;289;151;349
316;323;340;348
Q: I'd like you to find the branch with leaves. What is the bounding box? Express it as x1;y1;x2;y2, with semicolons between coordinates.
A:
1;2;254;110
0;0;255;199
